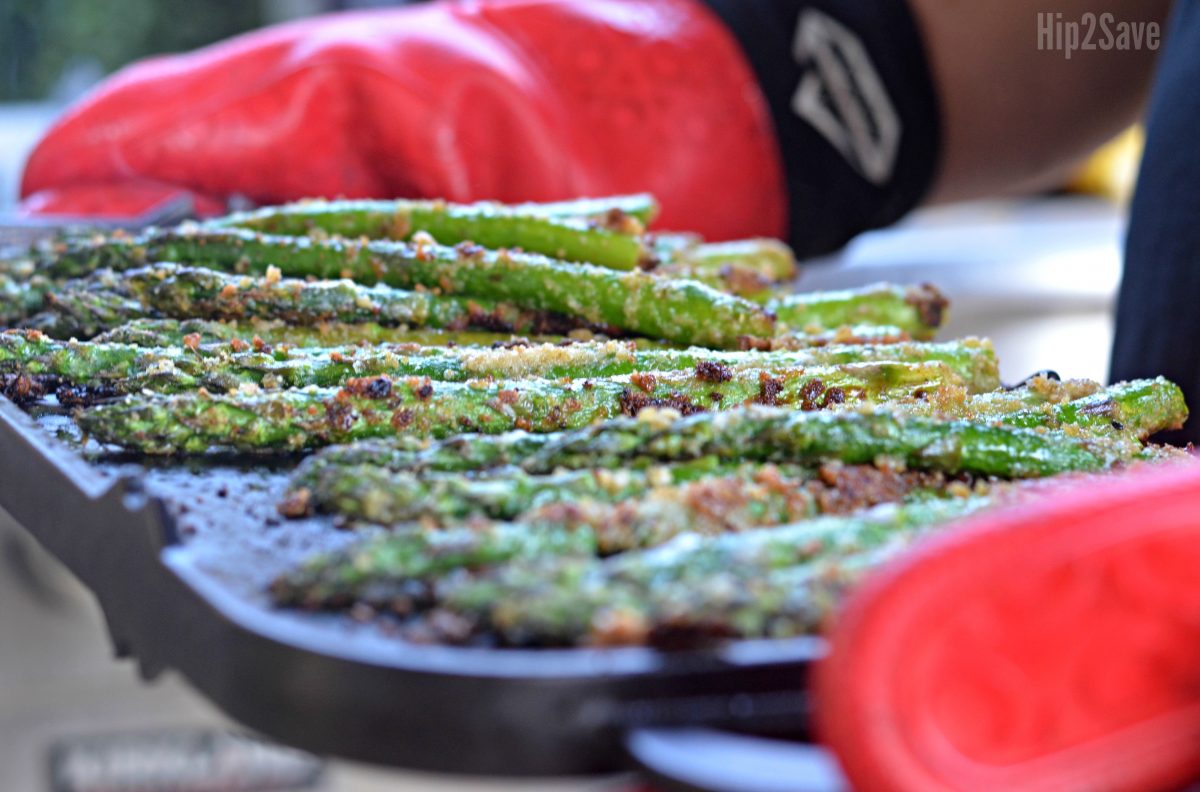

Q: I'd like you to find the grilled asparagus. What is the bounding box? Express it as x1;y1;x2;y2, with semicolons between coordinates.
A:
287;382;1178;482
93;318;572;350
45;263;588;339
0;331;1000;395
212;195;658;271
75;361;963;453
273;496;993;646
43;228;778;348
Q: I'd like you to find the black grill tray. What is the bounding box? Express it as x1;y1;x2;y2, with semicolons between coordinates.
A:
0;395;819;777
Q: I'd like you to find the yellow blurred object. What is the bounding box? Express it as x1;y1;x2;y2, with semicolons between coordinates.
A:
1067;127;1144;203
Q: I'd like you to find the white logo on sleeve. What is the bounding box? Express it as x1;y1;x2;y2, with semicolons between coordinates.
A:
791;9;900;185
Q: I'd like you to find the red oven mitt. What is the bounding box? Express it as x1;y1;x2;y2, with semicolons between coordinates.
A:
17;0;785;240
817;460;1200;792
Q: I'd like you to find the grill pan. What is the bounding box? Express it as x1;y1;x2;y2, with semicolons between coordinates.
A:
0;393;822;777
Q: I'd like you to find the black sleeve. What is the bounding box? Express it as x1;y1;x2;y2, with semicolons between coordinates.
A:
1111;1;1200;444
701;0;942;258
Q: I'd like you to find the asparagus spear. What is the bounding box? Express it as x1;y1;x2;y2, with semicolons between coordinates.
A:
74;361;961;453
653;237;799;298
285;377;1173;485
91;316;908;355
283;456;822;525
274;496;992;646
212;195;657;270
448;496;995;646
296;400;1142;481
507;194;660;224
353;336;996;388
1;272;54;326
287;443;954;529
671;239;797;282
126;263;507;326
273;468;833;601
137;377;1135;479
93;318;571;350
767;283;948;340
514;385;1174;475
1001;377;1186;439
762;325;915;349
38;284;152;339
904;374;1187;440
46;263;590;339
289;433;551;482
1;332;1000;395
44;228;777;348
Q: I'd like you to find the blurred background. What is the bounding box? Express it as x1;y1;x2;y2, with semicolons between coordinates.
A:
1;0;264;103
0;1;1145;789
0;0;352;211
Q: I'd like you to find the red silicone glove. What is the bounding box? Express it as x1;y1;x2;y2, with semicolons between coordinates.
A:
817;460;1200;792
19;0;785;240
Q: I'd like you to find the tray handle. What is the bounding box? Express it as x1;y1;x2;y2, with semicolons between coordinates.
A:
624;728;848;792
0;398;177;576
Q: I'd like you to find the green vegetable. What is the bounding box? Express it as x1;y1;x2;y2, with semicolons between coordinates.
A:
289;403;1138;483
654;237;798;298
45;228;777;347
75;361;961;453
0;331;1000;395
212;195;658;270
1;272;55;326
287;457;820;526
93;318;571;350
767;283;947;340
1000;377;1187;440
273;497;992;646
45;263;586;339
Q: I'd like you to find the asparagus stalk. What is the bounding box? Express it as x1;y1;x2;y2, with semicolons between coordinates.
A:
673;239;797;282
74;361;961;453
377;336;996;388
903;374;1187;440
38;284;152;339
273;496;991;646
163;320;916;353
1;272;54;326
514;387;1172;476
274;468;831;599
507;194;660;224
94;318;909;353
44;228;777;348
125;263;508;326
1;332;1001;395
285;376;1176;482
762;325;921;349
282;378;1144;482
653;238;799;298
287;446;952;529
211;195;657;270
767;283;948;340
532;402;1146;479
191;385;1135;482
1001;376;1186;439
283;456;821;525
289;434;552;481
446;541;913;646
93;318;571;350
46;263;590;339
447;497;995;646
303;399;1143;480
